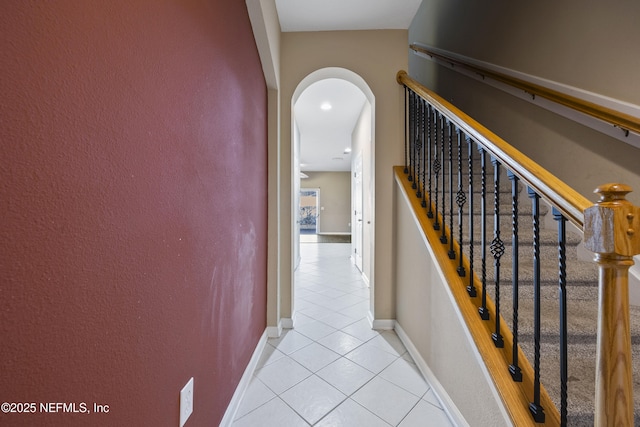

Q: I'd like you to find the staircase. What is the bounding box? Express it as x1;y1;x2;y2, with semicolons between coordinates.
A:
429;150;640;425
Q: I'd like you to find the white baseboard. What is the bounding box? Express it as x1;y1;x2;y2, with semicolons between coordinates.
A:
219;330;268;427
281;316;294;329
266;316;295;339
395;323;470;427
369;313;395;330
266;323;282;338
348;257;370;287
361;272;370;287
366;311;374;328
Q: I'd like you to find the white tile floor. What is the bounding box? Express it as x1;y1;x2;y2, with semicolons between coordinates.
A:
232;243;456;426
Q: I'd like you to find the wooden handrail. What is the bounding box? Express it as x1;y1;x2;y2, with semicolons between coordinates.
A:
397;70;592;229
397;69;640;425
410;44;640;136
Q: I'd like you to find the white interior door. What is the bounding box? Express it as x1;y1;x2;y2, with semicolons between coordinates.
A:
353;152;363;272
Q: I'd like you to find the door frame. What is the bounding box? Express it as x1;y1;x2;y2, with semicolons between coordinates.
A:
289;67;376;331
352;151;364;272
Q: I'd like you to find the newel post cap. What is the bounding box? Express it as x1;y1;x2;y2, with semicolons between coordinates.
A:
396;70;408;84
583;183;640;256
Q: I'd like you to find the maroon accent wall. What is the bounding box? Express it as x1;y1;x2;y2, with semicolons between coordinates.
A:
0;1;267;425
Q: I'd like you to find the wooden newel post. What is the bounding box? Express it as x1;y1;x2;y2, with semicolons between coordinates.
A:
584;183;640;426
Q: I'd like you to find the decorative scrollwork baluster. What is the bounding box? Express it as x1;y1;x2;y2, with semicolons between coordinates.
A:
411;92;417;188
447;120;455;257
413;96;423;194
421;99;428;208
478;145;489;320
427;104;434;218
456;129;466;276
433;113;441;230
411;94;420;191
490;158;504;348
420;99;427;207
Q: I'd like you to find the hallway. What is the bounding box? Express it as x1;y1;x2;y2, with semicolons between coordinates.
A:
231;243;456;426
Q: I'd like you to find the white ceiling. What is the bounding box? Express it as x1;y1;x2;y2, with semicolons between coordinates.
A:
295;79;366;171
278;0;422;172
275;0;422;32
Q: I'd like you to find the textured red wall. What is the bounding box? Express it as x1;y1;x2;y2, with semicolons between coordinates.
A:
0;1;267;425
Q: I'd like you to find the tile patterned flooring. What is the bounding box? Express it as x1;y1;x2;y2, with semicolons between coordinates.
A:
232;243;456;426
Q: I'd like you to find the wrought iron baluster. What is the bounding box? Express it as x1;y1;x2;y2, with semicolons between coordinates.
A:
416;96;421;192
411;94;420;194
466;136;477;297
447;120;455;257
490;158;505;348
408;92;412;177
421;99;427;208
440;117;448;242
419;99;427;205
433;112;441;230
554;207;568;426
412;91;418;182
456;129;466;276
427;104;434;218
528;188;546;423
416;97;423;197
404;87;409;174
416;95;421;192
508;171;522;381
478;145;489;320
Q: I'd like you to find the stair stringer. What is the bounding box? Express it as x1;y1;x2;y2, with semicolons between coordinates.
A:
394;168;561;427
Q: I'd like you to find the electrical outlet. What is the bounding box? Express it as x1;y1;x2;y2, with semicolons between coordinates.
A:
180;377;194;427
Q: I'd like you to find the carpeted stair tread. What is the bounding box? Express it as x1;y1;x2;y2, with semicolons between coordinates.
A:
516;338;640;427
459;226;583;248
466;251;597;283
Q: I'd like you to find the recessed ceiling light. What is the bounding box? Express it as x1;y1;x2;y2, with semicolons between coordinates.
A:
320;102;332;111
344;147;352;154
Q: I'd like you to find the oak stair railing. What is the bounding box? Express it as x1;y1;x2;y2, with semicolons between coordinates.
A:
396;70;640;426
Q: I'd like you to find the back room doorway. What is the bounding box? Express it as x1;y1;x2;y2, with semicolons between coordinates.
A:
291;67;375;325
299;188;320;242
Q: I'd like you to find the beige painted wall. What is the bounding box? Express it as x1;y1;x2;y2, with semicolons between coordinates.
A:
302;172;351;233
281;30;408;322
408;0;640;205
394;176;510;427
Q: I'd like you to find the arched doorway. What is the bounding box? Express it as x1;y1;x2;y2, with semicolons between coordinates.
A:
291;67;375;326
